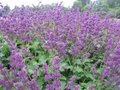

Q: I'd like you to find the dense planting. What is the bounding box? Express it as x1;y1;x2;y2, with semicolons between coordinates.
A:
0;3;120;90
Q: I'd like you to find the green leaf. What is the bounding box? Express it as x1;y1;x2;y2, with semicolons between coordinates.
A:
61;81;66;90
76;66;83;73
33;61;38;66
0;87;4;90
61;76;67;81
28;69;33;74
1;44;10;57
37;77;44;89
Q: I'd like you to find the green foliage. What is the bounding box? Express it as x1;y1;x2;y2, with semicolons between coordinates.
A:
1;44;10;58
95;2;109;12
73;0;83;9
116;7;120;18
72;0;90;10
0;36;10;67
107;0;120;8
0;34;114;90
90;0;120;18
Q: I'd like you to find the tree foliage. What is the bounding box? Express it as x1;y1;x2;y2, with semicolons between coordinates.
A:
73;0;90;10
107;0;120;8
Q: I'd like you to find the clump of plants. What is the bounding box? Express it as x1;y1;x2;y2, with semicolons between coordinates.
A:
0;3;120;90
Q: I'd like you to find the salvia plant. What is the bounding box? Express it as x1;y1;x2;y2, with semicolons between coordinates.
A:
0;2;120;90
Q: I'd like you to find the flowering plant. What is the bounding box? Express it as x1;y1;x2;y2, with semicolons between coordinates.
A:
0;3;120;90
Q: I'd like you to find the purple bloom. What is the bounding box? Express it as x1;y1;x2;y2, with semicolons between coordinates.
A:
52;71;61;79
18;70;28;83
15;83;24;90
42;63;49;75
46;84;53;90
53;56;61;65
66;76;76;90
101;66;110;78
27;79;40;90
73;85;80;90
53;64;60;70
89;84;96;90
0;63;3;68
45;74;52;81
53;79;61;89
32;66;39;79
52;56;61;70
0;69;7;75
10;50;24;69
92;67;97;77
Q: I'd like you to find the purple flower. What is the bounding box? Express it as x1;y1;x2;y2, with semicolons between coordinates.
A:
66;76;76;90
92;67;97;77
46;84;53;90
53;56;61;65
45;74;52;81
27;79;40;90
52;56;61;70
89;84;96;90
0;63;3;68
42;63;49;75
53;79;61;89
73;85;80;90
52;71;61;79
21;46;30;56
10;50;24;69
0;69;7;75
18;70;28;83
32;66;39;79
15;83;24;90
53;64;60;70
101;66;110;78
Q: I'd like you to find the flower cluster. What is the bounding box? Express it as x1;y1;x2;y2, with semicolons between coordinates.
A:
101;40;120;86
42;56;79;90
0;3;120;90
